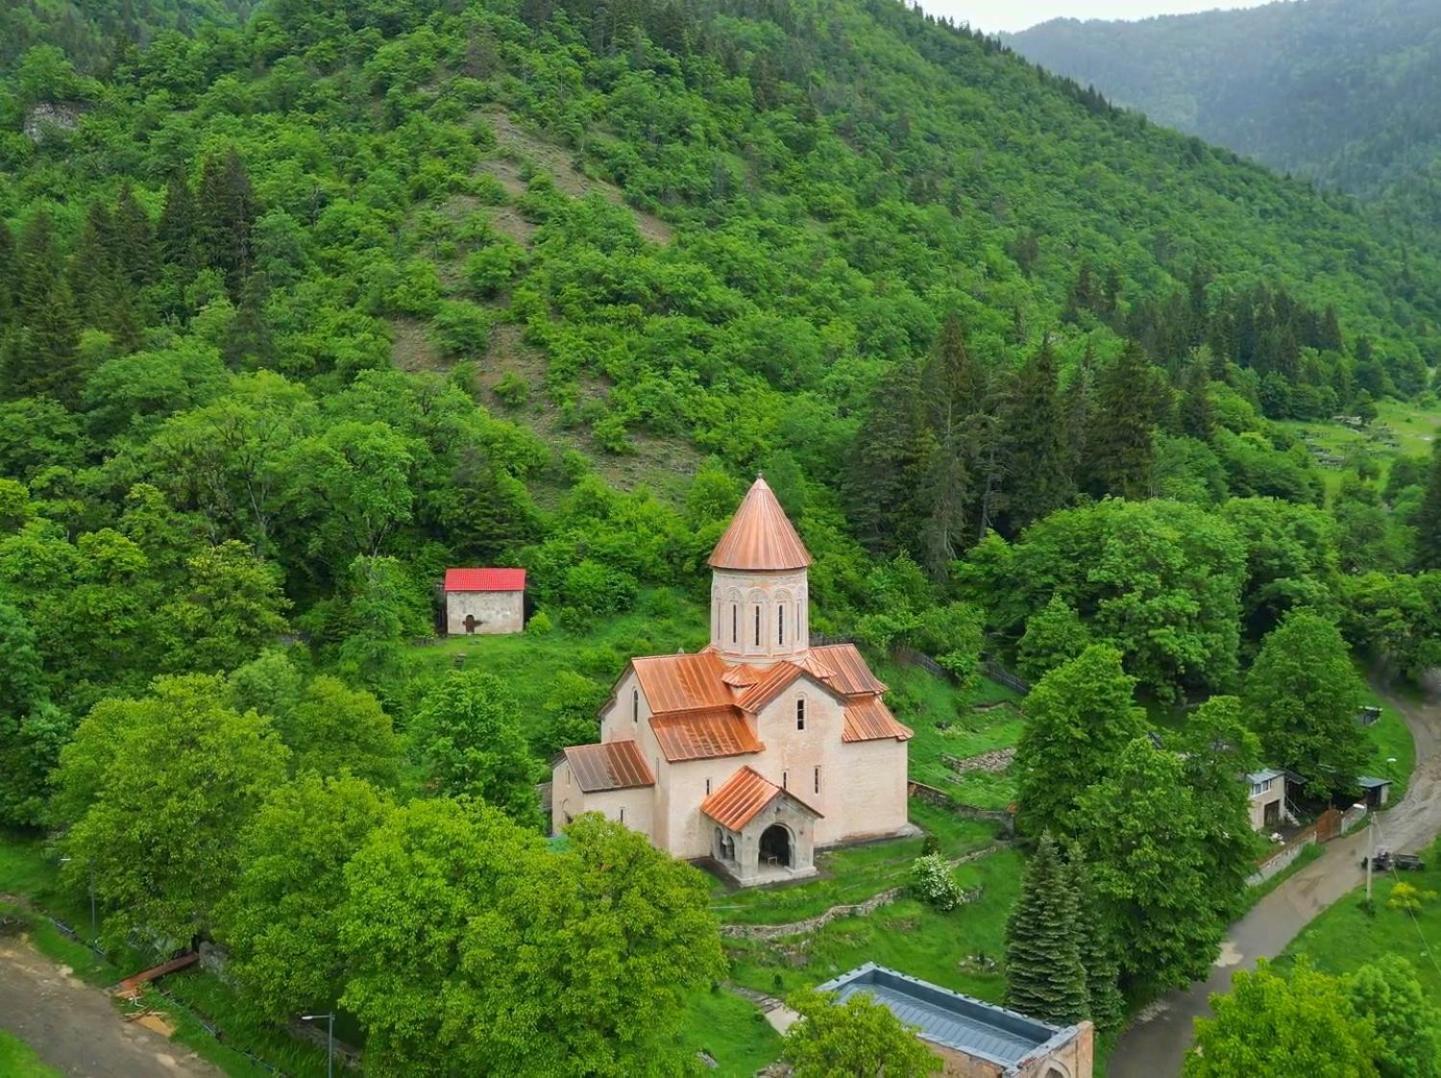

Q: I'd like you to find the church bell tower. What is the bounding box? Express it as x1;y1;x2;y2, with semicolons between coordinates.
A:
708;477;812;666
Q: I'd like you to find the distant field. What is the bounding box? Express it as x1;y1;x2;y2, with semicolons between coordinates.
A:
1280;397;1441;495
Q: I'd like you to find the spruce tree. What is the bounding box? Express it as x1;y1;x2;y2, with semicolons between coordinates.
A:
2;211;83;406
1064;850;1125;1034
1413;441;1441;571
0;221;15;323
1086;342;1166;499
848;359;927;555
1004;832;1088;1025
915;312;980;575
1004;339;1071;531
113;184;156;286
157;167;198;272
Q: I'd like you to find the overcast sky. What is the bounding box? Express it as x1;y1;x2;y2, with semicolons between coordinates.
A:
920;0;1277;34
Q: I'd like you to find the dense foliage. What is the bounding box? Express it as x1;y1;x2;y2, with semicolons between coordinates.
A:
1008;0;1441;221
2;0;1440;1066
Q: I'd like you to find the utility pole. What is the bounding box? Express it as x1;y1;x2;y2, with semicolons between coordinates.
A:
1366;813;1376;903
301;1013;335;1078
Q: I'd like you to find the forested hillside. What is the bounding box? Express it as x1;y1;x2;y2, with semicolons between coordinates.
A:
1008;0;1441;222
1;0;258;72
3;0;1441;1070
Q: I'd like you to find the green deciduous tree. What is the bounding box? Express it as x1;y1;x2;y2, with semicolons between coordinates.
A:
279;675;401;787
159;541;290;673
218;772;391;1020
1017;594;1091;683
781;988;942;1077
1004;832;1087;1024
1346;956;1441;1078
1015;644;1146;838
1244;610;1367;796
1188;959;1378;1078
411;670;539;826
53;675;289;951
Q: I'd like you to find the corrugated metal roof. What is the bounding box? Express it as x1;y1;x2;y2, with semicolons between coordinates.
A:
632;652;733;714
701;766;822;831
843;696;913;743
563;741;654;793
811;644;888;695
817;964;1072;1069
444;567;526;592
652;709;763;762
708;477;812;571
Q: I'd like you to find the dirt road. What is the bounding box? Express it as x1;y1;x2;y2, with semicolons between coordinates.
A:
1109;693;1441;1078
0;934;220;1077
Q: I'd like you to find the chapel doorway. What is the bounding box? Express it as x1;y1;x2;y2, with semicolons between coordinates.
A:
463;614;480;634
760;824;792;868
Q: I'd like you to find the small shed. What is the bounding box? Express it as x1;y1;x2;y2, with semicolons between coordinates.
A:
815;964;1093;1077
443;568;525;636
1357;775;1392;809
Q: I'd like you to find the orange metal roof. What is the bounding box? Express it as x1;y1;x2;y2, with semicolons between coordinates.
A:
811;644;888;695
734;660;847;713
651;709;763;762
842;696;913;743
701;766;823;831
631;652;733;714
722;667;759;688
563;740;655;792
708;477;813;571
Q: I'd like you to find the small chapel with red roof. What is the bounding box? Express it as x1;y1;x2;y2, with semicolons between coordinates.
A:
551;477;914;885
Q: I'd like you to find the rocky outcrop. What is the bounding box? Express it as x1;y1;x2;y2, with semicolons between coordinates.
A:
23;102;87;143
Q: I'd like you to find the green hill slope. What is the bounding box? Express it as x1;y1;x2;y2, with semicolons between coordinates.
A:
1007;0;1441;212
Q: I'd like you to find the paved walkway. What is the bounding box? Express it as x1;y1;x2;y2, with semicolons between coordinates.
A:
1110;693;1441;1077
0;934;220;1077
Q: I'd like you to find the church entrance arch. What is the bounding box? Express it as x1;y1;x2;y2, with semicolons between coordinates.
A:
760;824;792;868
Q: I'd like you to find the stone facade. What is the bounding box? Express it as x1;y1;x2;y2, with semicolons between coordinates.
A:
549;477;913;885
445;589;523;635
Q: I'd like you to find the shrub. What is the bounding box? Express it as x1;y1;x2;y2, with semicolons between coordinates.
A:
911;853;964;911
494;370;529;408
430;300;492;358
526;610;553;635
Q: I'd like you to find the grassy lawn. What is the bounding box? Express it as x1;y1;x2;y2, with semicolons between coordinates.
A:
1279;397;1440;497
1362;690;1416;803
0;830;334;1078
1281;836;1441;999
725;848;1023;1005
710;802;997;926
675;988;784;1077
0;1032;60;1078
882;658;1024;811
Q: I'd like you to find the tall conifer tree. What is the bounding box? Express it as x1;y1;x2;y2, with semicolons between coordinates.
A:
1064;848;1125;1033
1413;441;1441;571
1004;832;1088;1025
2;211;83;405
1086;342;1166;499
158;168;198;272
1004;339;1071;531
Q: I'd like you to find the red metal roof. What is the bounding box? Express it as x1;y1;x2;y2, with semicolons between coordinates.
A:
563;740;655;793
631;652;734;714
708;477;812;571
651;709;763;762
810;644;888;695
842;696;913;743
444;568;526;592
701;766;822;832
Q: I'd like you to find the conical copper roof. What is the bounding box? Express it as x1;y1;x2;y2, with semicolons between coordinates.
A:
708;477;812;571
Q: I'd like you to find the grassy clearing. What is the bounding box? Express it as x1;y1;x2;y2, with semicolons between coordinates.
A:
1362;688;1416;803
0;1032;60;1078
1281;836;1441;999
725;848;1023;1005
675;988;784;1077
1279;397;1441;496
710;802;997;926
883;659;1023;811
0;830;333;1078
400;587;706;721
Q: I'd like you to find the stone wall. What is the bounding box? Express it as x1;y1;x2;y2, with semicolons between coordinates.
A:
444;589;523;635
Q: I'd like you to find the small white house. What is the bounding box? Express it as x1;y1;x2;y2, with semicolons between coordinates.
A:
443;568;525;635
1247;769;1289;831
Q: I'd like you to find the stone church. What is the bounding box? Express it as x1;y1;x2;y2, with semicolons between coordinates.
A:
551;477;914;885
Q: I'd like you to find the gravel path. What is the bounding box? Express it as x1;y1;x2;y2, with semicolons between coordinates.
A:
0;934;220;1077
